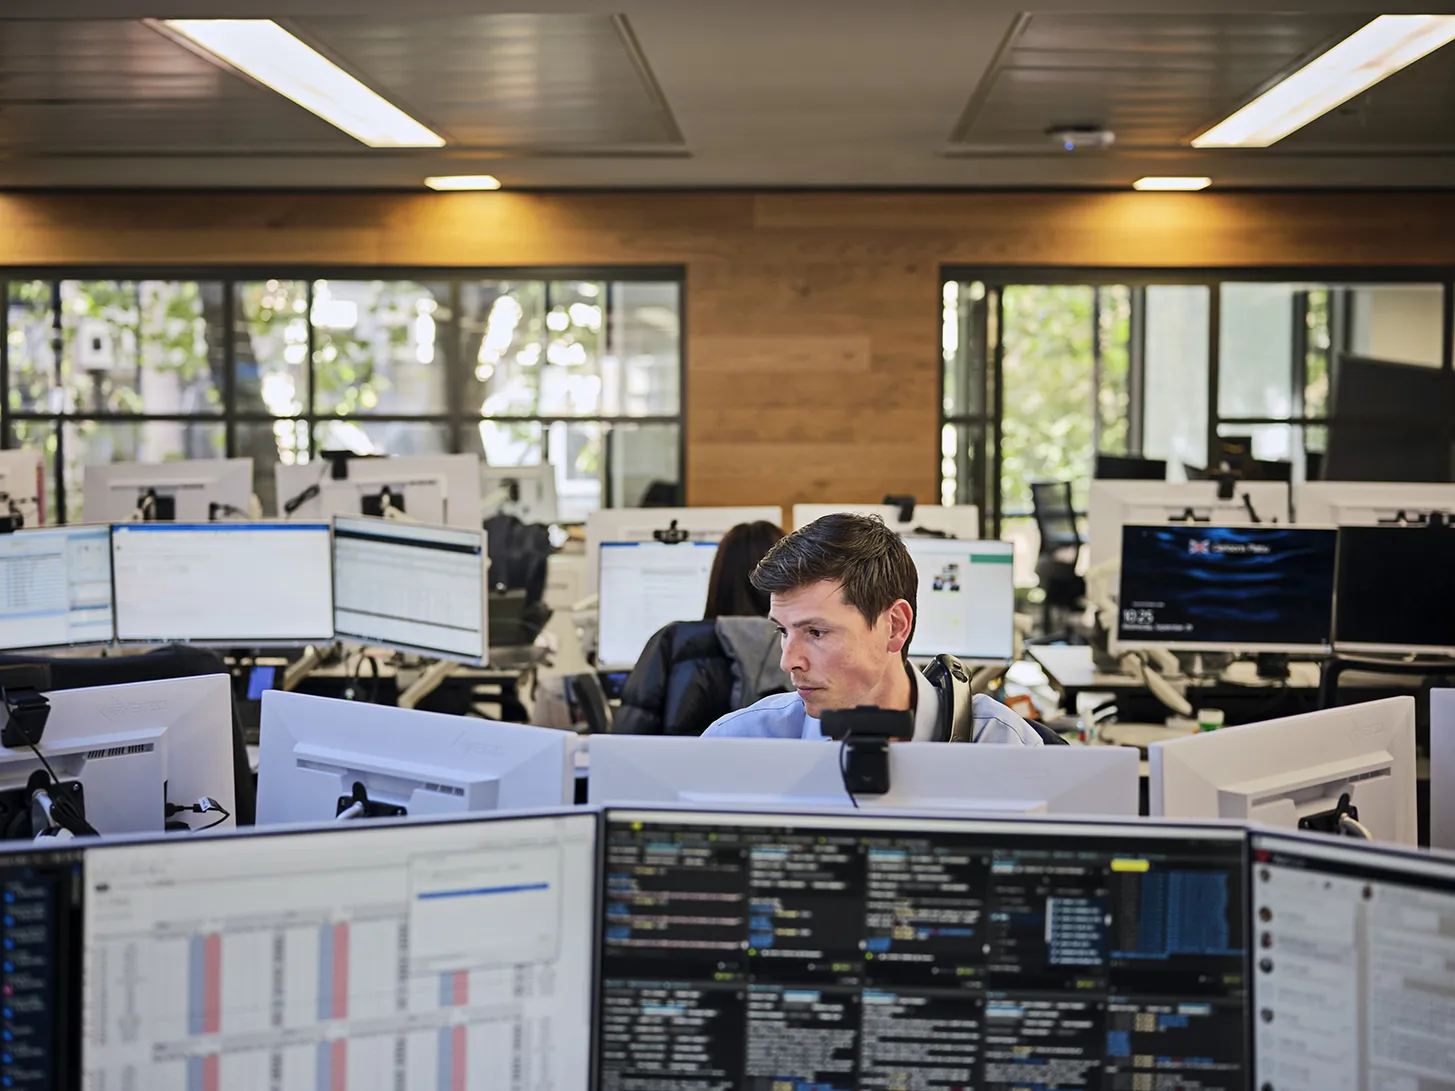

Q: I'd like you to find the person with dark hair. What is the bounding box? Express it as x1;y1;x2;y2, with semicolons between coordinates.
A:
703;513;1040;743
612;521;790;736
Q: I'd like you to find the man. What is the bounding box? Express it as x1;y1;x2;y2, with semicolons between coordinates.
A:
704;513;1041;744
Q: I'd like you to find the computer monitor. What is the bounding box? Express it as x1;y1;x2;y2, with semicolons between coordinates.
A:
332;515;489;664
1087;480;1292;571
1324;354;1455;481
1095;453;1168;480
0;525;113;650
1250;830;1455;1090
1434;689;1455;852
584;506;783;593
1333;524;1455;656
82;809;597;1088
899;503;980;539
256;690;575;824
0;448;45;526
1150;696;1417;844
596;540;718;669
275;454;483;530
111;522;333;646
1293;481;1455;526
482;463;559;526
596;807;1248;1090
1116;524;1338;654
0;674;236;836
0;844;84;1087
82;458;253;523
588;736;1139;814
904;537;1015;661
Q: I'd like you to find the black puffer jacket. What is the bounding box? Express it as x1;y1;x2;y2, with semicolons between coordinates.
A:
612;618;788;736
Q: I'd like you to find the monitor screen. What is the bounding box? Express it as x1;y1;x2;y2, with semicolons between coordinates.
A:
1334;525;1455;654
0;525;113;650
82;812;597;1088
597;540;717;668
1251;832;1455;1089
597;809;1249;1090
0;848;85;1091
332;516;489;663
1117;524;1337;651
112;523;333;644
904;537;1014;660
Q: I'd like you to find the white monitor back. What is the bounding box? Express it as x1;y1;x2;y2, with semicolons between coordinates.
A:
0;674;236;835
1293;481;1455;526
585;506;783;593
83;458;253;524
0;449;45;526
1149;695;1417;844
1433;689;1455;852
903;504;980;539
1087;480;1291;571
587;736;1140;816
482;464;559;526
256;690;574;825
275;454;483;530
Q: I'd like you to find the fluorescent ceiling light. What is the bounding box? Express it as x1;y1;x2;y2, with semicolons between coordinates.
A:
161;19;444;148
424;175;503;191
1133;176;1211;191
1194;15;1455;148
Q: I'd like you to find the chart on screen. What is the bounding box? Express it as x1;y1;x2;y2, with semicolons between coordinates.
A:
81;813;596;1091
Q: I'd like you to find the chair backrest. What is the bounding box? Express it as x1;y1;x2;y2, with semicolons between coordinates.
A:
1030;481;1082;554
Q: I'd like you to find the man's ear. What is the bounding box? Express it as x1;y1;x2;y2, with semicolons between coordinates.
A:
884;599;914;656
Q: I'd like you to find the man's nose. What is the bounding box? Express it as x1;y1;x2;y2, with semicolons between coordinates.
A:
780;632;808;674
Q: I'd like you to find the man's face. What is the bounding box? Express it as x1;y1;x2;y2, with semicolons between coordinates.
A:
769;580;910;718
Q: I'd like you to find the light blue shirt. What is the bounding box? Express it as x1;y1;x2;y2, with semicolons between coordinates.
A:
703;665;1042;745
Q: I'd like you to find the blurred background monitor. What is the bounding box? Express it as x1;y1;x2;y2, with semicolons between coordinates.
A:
1323;355;1455;482
1094;453;1168;481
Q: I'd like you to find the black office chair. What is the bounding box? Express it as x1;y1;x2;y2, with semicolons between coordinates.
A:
0;645;256;825
1030;481;1086;638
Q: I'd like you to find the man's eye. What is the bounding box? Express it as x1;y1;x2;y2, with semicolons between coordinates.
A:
809;629;826;639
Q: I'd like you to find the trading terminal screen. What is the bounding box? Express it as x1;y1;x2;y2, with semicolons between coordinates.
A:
1252;833;1455;1091
0;851;84;1091
597;810;1249;1091
1117;524;1337;650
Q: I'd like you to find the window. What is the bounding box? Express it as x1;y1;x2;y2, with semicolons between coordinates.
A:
3;272;683;522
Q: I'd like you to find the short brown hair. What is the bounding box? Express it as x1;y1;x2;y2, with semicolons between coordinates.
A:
750;513;917;654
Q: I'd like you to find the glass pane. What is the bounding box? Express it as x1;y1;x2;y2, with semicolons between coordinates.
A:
6;281;58;412
59;281;224;415
550;420;603;523
236;420;309;517
1000;285;1097;514
312;420;451;457
311;280;452;415
234;280;309;417
1096;286;1131;455
942;281;987;418
541;281;606;417
940;422;983;510
1305;288;1331;419
473;419;545;467
1219;283;1295;420
1346;284;1444;368
1143;285;1210;476
607;281;681;415
462;281;547;420
64;420;226;524
608;423;680;509
9;420;56;524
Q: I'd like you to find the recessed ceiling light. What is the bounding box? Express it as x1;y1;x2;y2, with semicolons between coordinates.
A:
1193;15;1455;148
159;19;445;148
424;175;503;192
1133;176;1212;191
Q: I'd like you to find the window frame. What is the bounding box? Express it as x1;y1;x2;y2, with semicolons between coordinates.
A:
1;265;686;521
942;265;1455;536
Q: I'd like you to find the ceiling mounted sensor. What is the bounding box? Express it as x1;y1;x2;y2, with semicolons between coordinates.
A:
153;19;445;148
1133;176;1211;192
1194;15;1455;147
424;176;502;191
1046;125;1116;152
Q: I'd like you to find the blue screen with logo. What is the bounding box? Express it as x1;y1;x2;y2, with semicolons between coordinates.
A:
1117;525;1337;649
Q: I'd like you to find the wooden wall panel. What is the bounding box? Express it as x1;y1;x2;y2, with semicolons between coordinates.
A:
2;189;1452;515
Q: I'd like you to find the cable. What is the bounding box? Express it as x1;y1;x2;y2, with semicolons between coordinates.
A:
837;731;860;809
196;805;231;832
1339;814;1373;841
